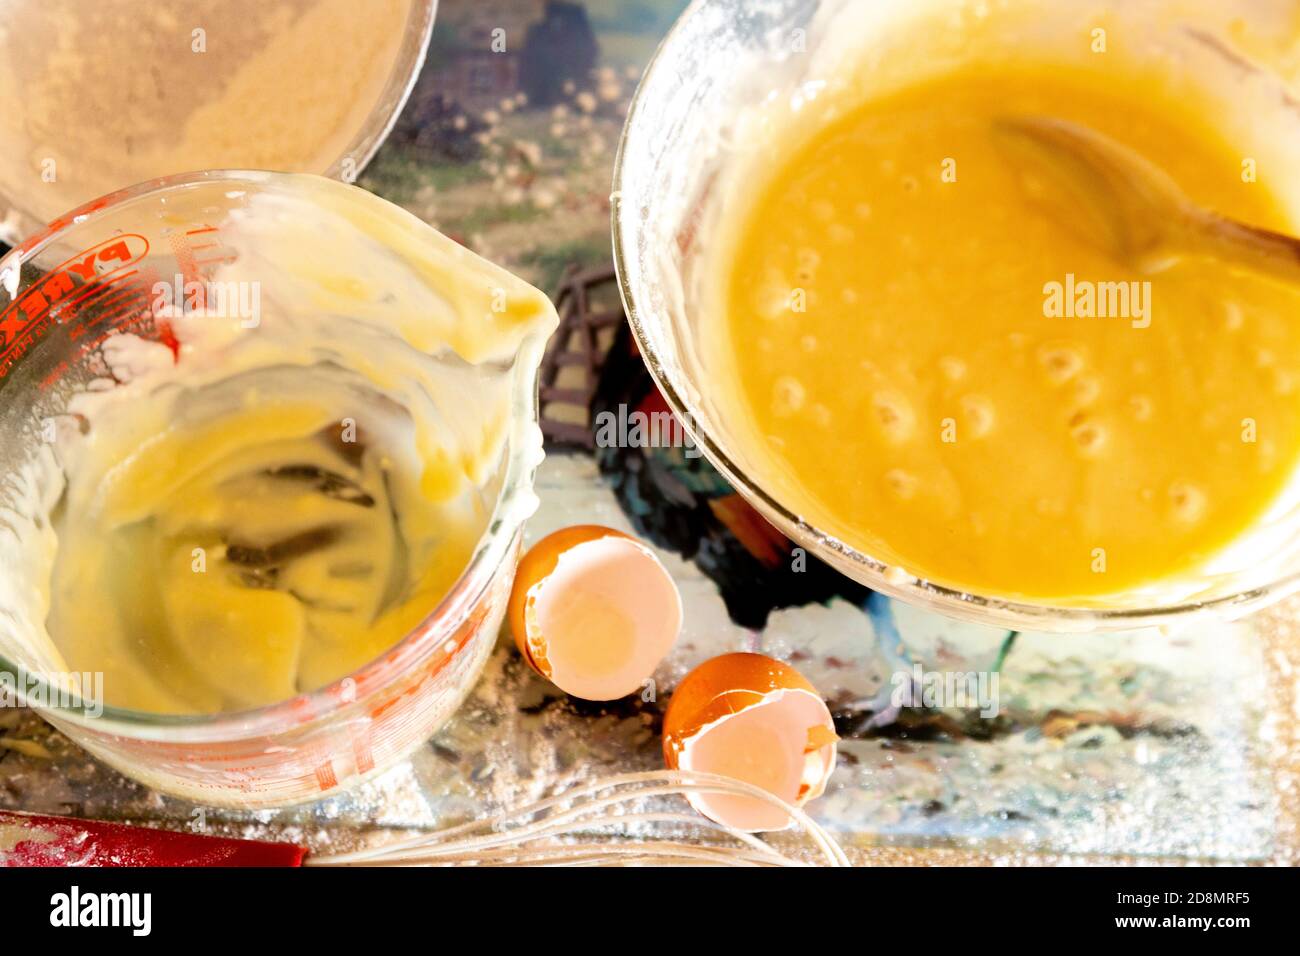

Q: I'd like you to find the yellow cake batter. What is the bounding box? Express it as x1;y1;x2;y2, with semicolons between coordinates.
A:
716;66;1300;599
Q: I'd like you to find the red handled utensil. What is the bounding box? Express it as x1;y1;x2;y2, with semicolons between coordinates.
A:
0;810;306;867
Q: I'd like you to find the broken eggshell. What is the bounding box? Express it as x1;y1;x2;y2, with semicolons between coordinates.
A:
663;652;838;832
508;525;682;701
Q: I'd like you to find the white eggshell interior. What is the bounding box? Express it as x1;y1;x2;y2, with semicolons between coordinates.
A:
528;535;682;700
678;688;836;832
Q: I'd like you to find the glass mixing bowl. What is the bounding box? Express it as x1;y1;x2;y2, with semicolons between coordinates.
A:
613;0;1300;632
0;170;553;807
0;0;437;241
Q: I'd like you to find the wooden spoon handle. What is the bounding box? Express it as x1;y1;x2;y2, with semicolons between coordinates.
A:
1190;213;1300;285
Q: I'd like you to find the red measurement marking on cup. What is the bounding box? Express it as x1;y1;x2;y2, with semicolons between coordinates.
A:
37;272;161;391
57;267;141;322
352;727;376;775
159;224;238;309
183;225;226;259
5;223;242;392
152;224;236;354
168;230;204;310
314;759;339;793
0;234;150;381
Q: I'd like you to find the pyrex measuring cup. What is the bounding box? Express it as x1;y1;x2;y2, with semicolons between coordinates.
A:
0;170;555;807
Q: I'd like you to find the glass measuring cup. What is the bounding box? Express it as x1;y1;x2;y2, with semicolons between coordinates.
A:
613;0;1300;632
0;170;555;807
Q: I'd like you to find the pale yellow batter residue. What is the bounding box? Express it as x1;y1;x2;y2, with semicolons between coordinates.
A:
33;177;557;715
